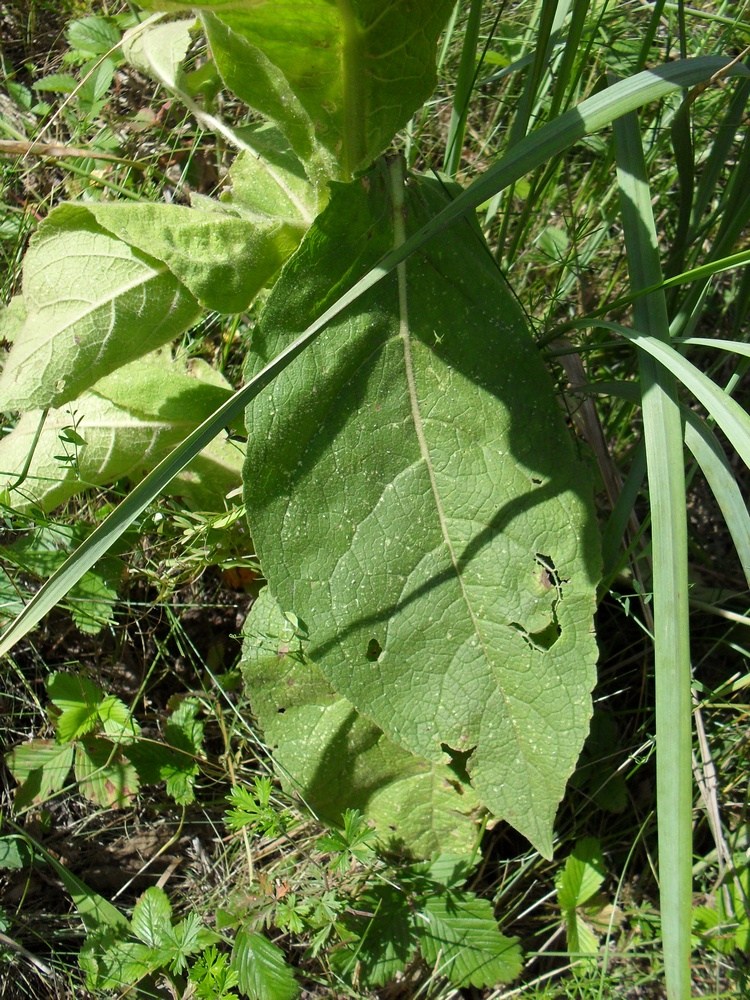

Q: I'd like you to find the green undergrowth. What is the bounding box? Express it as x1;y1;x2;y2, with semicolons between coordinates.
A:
1;1;749;999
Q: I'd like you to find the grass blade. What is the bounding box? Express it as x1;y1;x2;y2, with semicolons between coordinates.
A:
614;108;692;1000
443;0;483;176
586;323;750;469
684;413;750;585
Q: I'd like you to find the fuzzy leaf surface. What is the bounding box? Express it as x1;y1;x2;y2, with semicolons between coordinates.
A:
241;588;480;857
225;126;318;225
135;0;454;180
0;206;201;410
0;354;242;513
243;163;600;856
86;201;301;312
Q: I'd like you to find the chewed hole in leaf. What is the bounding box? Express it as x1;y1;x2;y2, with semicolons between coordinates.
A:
511;619;562;651
366;637;382;661
441;743;474;783
534;552;560;590
534;553;566;591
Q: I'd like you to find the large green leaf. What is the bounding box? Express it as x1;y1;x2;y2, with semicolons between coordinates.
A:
226;125;319;223
0;206;201;411
135;0;455;181
241;588;481;858
0;197;299;411
0;354;243;512
86;201;302;312
243;161;600;857
0;57;729;662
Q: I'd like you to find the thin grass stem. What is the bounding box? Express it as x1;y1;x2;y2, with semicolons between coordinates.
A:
614;108;693;1000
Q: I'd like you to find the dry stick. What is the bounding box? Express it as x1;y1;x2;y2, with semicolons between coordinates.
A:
692;701;732;882
0;139;144;168
0;930;56;979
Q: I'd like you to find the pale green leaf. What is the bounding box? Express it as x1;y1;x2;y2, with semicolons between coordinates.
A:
566;912;601;956
243;161;600;857
121;16;194;91
67;15;122;57
225;126;317;225
419;893;522;987
74;739;140;808
232;928;298;1000
131;887;173;949
47;672;103;742
0;355;240;513
97;694;140;741
32;73;78;94
80;936;162;992
556;837;606;912
0;296;25;349
6;740;74;806
86;201;301;312
135;0;455;181
0;205;201;411
242;588;481;857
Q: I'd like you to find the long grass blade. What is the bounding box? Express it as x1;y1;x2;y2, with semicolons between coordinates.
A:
443;0;483;176
559;318;750;467
614;109;693;1000
684;413;750;586
0;55;744;657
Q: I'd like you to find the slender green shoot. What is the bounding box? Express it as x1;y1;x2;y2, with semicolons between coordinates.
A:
614;109;693;1000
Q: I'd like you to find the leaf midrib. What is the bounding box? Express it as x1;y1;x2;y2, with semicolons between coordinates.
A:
388;158;503;734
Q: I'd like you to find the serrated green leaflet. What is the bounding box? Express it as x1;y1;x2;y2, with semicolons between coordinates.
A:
74;738;140;808
419;893;522;987
48;672;104;742
6;740;74;807
243;160;600;857
241;588;480;857
135;0;455;181
232;928;298;1000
